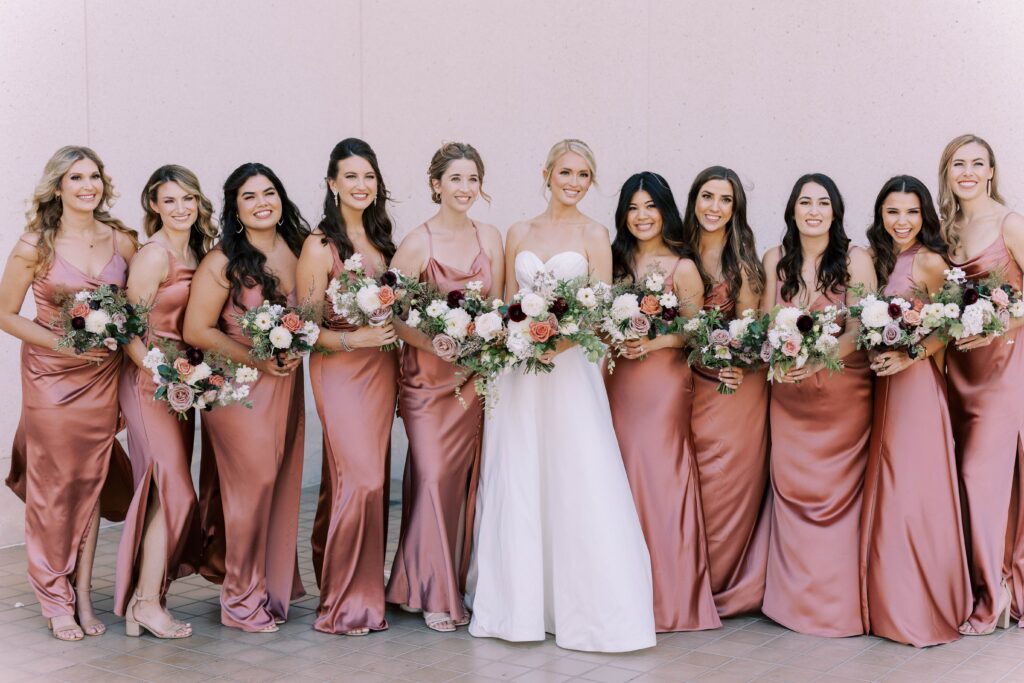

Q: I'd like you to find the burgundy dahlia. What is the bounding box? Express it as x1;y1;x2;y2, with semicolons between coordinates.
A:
71;316;86;330
887;302;902;319
379;270;398;287
109;284;120;293
963;287;980;305
186;347;205;365
446;289;465;308
550;297;569;319
796;314;814;333
661;307;679;322
507;303;526;322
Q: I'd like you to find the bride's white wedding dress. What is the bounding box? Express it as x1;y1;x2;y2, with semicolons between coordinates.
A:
466;250;656;653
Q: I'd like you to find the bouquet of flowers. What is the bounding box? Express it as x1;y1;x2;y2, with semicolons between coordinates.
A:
929;267;1024;342
848;290;953;358
685;307;770;393
324;252;417;351
764;305;844;381
237;300;320;364
55;284;148;353
600;270;686;373
142;344;258;419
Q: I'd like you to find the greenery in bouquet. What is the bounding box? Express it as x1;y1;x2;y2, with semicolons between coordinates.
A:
684;307;769;393
600;270;686;373
324;252;418;351
142;342;258;419
237;300;321;362
764;305;844;381
929;267;1024;342
55;283;148;353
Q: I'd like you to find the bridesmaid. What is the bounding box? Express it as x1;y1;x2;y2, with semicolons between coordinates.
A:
680;166;770;616
603;171;720;633
297;138;399;636
386;142;504;632
183;162;309;632
938;134;1024;635
760;173;875;637
0;146;138;640
113;165;218;638
859;175;970;646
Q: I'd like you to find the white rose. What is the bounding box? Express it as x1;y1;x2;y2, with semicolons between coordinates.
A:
506;331;534;360
84;309;111;334
823;322;841;336
443;307;473;339
859;299;892;329
611;294;640;322
343;252;364;271
143;347;166;371
575;288;597;309
406;309;422;328
253;312;274;331
268;326;293;349
426;300;448;318
473;311;503;341
644;272;665;291
594;282;613;302
659;291;679;309
355;284;382;314
767;328;783;348
772;306;802;331
187;362;212;385
520;292;547;318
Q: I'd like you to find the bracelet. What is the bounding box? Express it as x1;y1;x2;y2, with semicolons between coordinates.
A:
340;332;352;353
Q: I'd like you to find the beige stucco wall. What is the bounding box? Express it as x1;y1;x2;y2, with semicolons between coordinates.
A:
1;0;1022;545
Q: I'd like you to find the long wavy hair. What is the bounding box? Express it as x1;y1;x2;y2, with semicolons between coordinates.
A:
25;145;139;275
937;134;1005;254
680;166;765;300
867;175;947;288
317;138;395;262
612;172;696;282
140;165;218;263
220;163;309;307
777;173;850;303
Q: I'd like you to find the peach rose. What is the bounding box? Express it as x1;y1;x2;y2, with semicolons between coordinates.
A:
466;321;476;337
280;311;302;333
71;302;90;318
639;294;662;316
911;298;925;312
781;337;801;358
902;309;921;326
529;320;555;343
377;285;396;308
173;357;194;378
208;374;225;388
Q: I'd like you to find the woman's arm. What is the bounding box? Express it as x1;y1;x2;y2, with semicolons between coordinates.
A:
837;246;877;360
502;222;526;301
873;249;948;375
759;246;781;313
390;227;435;353
957;213;1024;350
123;243;169;368
584;223;613;285
622;257;704;359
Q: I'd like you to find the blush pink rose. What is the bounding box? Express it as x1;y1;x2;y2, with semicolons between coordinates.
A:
709;328;731;346
432;333;460;361
377;285;396;308
280;311;303;333
991;288;1010;309
166;383;195;413
173;357;194;378
781;337;801;358
902;309;921;326
629;313;651;336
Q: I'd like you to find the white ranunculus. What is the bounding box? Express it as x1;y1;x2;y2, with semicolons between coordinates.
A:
644;272;665;291
343;252;364;271
253;311;274;330
473;311;503;341
943;303;961;319
610;294;640;322
658;291;679;309
443;307;473;339
406;309;422;328
143;347;166;371
520;292;547;318
84;309;111;335
859;299;892;328
575;288;597;309
772;306;802;331
355;284;382;314
506;332;534;360
234;366;259;384
425;300;448;318
866;330;883;346
269;326;293;349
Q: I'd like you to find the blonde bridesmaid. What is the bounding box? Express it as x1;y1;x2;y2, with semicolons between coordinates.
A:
603;172;720;633
680;166;770;617
297;138;399;636
113;165;217;638
858;175;970;646
938;135;1024;635
760;173;875;637
386;142;504;632
183;163;309;632
0;147;138;640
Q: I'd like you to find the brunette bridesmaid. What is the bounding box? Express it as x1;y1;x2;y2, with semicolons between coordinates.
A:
603;172;720;633
297;138;399;636
858;175;970;646
386;142;504;632
939;135;1024;635
0;146;138;640
183;163;309;632
760;173;875;637
680;166;770;616
113;165;218;638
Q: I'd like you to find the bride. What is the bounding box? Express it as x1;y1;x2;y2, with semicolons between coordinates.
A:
467;139;656;652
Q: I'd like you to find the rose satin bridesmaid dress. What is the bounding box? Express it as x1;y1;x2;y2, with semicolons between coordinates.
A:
113;243;203;615
946;216;1024;633
603;260;721;632
762;282;873;637
10;236;128;618
690;280;771;617
385;223;490;623
308;242;398;634
858;243;971;646
200;274;306;631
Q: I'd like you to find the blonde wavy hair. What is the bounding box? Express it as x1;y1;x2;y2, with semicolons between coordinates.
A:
543;138;597;192
140;164;218;261
26;145;139;275
938;134;1005;253
427;141;491;204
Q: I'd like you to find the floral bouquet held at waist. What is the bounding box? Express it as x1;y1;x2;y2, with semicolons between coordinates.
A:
929;267;1024;344
142;343;258;419
54;284;148;353
764;305;844;382
237;300;320;366
600;270;686;374
685;307;769;394
325;251;418;351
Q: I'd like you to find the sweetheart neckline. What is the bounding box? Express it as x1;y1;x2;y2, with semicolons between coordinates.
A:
517;250;587;266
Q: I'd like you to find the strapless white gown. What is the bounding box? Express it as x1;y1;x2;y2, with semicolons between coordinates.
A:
466;250;656;652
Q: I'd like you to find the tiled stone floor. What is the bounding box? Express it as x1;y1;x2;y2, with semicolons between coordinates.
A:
2;488;1024;683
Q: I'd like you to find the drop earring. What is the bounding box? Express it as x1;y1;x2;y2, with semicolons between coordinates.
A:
332;190;340;207
987;179;992;197
235;217;245;233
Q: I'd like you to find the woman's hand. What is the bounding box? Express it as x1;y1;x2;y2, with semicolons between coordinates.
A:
255;354;302;378
955;333;996;351
718;366;744;391
347;322;397;349
58;345;111;363
777;360;823;384
871;350;916;376
538;337;575;365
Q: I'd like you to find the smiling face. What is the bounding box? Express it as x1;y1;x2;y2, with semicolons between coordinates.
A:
625;190;663;244
432;158;480;213
329;155;377;212
151;181;197;234
546;152;593;206
236;174;282;230
880;191;923;250
793;182;833;237
947;141;994;202
58;158;103;213
695;178;734;234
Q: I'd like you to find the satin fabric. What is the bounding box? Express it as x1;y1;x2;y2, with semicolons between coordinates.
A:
113;244;202;615
200;279;306;631
308;242;398;634
604;263;720;633
691;281;771;617
12;246;128;617
946;224;1024;632
857;244;971;646
385;224;490;622
762;283;873;637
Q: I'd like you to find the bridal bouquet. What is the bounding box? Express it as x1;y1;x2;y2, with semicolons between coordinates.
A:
600;271;686;373
142;344;258;418
764;305;844;381
929;267;1024;342
848;289;952;358
55;284;148;353
685;307;770;393
237;300;320;363
325;252;417;351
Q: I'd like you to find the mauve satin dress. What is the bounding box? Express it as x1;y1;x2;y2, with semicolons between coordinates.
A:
690;281;771;617
200;280;306;631
603;261;721;633
308;242;398;634
946;221;1024;633
113;244;202;615
858;243;970;646
10;244;128;618
762;282;873;637
385;224;490;622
